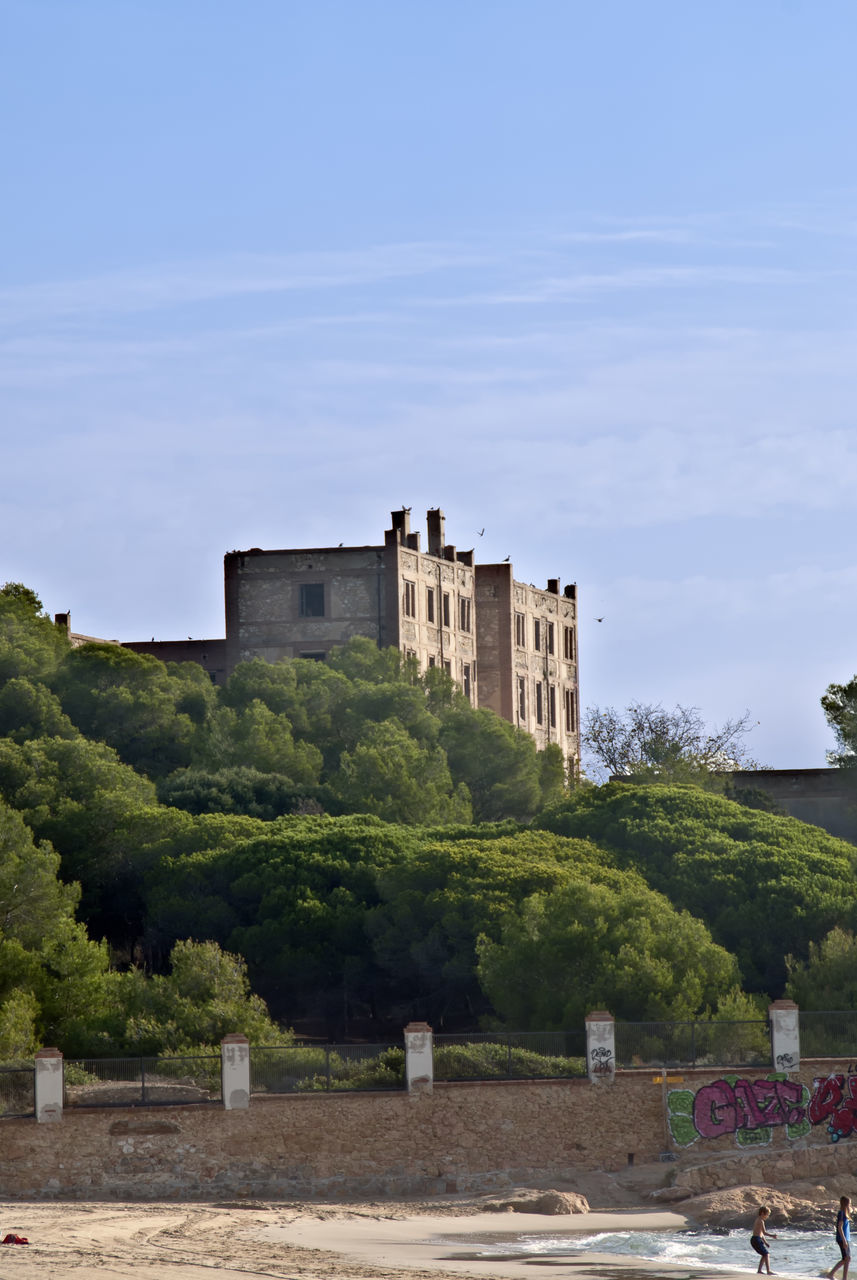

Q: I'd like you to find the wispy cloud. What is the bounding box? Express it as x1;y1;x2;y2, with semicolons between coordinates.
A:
0;242;485;329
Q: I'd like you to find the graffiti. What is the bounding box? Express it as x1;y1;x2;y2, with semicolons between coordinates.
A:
590;1046;614;1075
777;1052;797;1071
808;1074;857;1142
668;1075;810;1147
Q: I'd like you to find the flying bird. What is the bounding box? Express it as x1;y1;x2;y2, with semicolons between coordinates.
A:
595;617;604;623
477;528;484;537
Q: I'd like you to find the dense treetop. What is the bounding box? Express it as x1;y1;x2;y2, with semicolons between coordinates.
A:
1;582;856;1055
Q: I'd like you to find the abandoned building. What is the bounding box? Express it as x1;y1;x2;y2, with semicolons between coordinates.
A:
123;508;581;772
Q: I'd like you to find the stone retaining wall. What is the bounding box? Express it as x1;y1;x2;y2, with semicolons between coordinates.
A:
0;1075;664;1201
2;1064;855;1201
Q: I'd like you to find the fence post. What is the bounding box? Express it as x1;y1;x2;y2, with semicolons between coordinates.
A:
769;999;800;1072
221;1034;250;1109
404;1021;433;1094
585;1010;615;1082
34;1047;63;1123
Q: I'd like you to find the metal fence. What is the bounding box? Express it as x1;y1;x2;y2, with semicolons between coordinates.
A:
800;1011;857;1060
433;1030;587;1081
0;1065;34;1118
250;1043;405;1094
63;1055;222;1108
22;1014;857;1116
614;1020;771;1070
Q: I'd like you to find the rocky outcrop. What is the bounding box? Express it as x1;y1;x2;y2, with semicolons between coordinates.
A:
479;1188;591;1215
681;1183;857;1230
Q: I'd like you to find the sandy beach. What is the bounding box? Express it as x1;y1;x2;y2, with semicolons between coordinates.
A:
0;1196;756;1280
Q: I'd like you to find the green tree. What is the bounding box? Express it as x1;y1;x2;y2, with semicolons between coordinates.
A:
786;927;857;1009
330;719;471;825
0;677;76;742
158;766;322;820
0;582;46;614
822;676;857;770
439;705;550;821
367;830;612;1023
537;783;857;995
476;870;740;1028
52;644;205;778
0;798;112;1054
0;584;68;685
193;700;323;782
145;815;420;1028
107;940;288;1055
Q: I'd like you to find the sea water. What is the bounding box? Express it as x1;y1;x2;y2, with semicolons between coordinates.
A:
442;1227;840;1276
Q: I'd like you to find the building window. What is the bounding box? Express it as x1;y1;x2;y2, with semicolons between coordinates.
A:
563;625;575;662
426;587;435;623
547;622;555;655
427;654;436;668
300;651;326;661
442;592;450;628
534;619;541;651
402;580;416;617
535;681;544;726
459;596;471;632
515;612;526;647
443;659;451;674
299;583;325;617
549;684;557;728
463;662;472;701
564;688;577;733
517;675;526;720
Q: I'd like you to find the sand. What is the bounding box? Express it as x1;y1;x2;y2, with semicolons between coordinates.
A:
0;1196;755;1280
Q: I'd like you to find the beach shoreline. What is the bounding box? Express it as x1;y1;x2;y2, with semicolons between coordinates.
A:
0;1194;763;1280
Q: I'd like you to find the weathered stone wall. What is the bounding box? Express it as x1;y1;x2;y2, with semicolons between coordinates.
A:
5;1065;856;1202
224;546;388;670
0;1076;664;1201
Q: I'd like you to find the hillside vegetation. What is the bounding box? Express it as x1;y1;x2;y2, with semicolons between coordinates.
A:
1;582;856;1057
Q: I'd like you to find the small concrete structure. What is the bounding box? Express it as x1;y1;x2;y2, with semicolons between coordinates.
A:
220;1034;250;1110
585;1010;615;1082
404;1021;433;1094
34;1047;63;1123
769;998;800;1072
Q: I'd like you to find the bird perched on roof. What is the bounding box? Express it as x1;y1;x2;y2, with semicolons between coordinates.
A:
503;555;511;562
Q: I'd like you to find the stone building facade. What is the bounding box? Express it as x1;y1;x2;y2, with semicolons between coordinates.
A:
123;508;580;773
222;509;478;702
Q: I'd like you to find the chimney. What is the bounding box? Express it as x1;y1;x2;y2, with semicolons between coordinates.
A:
390;509;411;543
547;578;559;595
426;508;446;557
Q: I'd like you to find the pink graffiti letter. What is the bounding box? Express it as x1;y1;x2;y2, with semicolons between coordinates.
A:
693;1081;738;1138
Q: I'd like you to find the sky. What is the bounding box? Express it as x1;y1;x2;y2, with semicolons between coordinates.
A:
2;0;856;770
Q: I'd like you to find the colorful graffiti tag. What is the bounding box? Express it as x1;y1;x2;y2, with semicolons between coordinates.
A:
668;1075;810;1147
669;1073;857;1147
808;1074;857;1143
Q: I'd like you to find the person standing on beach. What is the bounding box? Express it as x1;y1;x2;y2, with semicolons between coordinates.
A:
751;1206;777;1275
826;1196;852;1280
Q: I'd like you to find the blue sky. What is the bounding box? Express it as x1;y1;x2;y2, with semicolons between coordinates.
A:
3;0;856;769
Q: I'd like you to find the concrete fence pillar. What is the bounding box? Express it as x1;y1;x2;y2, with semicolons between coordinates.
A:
769;999;800;1072
404;1021;433;1094
585;1010;615;1082
35;1047;63;1123
221;1034;250;1110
